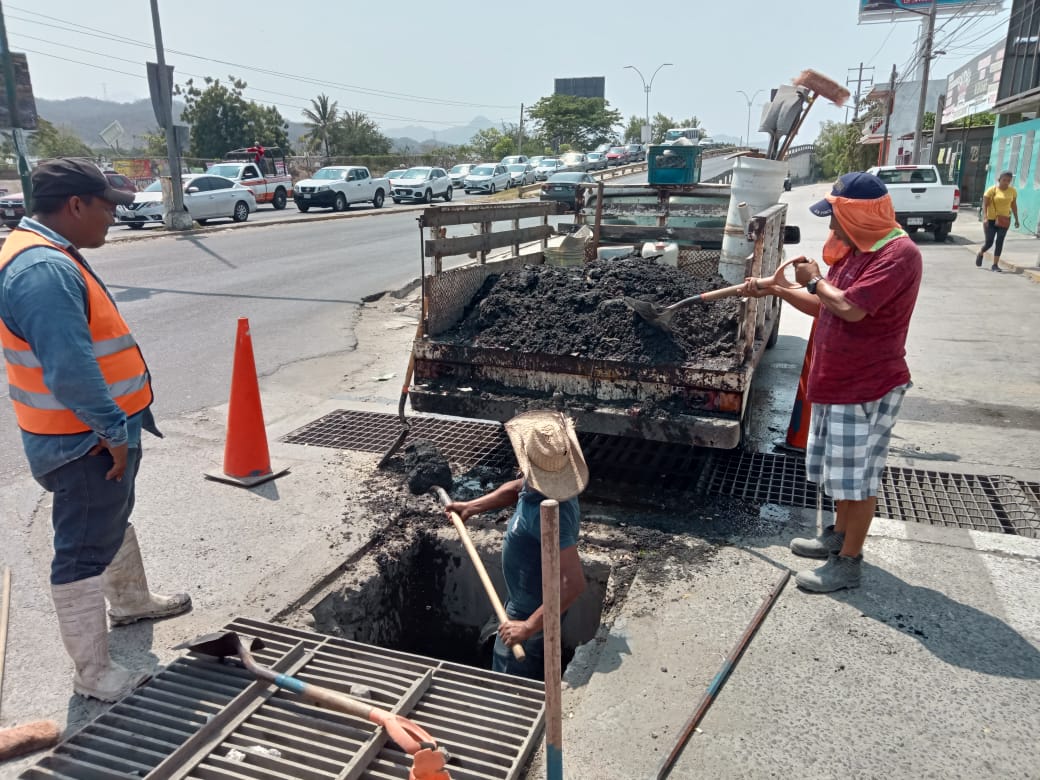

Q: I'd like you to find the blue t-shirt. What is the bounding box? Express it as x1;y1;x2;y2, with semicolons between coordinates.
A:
501;483;580;620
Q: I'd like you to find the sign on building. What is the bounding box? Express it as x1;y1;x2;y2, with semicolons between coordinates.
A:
859;0;1003;22
0;53;38;129
943;42;1004;124
554;77;605;99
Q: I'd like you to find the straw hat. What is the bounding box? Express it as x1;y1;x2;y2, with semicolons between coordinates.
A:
504;411;589;501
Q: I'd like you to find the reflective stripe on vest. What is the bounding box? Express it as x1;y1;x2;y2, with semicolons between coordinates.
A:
0;229;152;435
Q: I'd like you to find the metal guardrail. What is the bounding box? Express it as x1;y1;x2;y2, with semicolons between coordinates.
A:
516;161;648;198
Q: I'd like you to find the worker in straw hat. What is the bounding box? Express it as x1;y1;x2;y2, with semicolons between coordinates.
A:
445;410;589;679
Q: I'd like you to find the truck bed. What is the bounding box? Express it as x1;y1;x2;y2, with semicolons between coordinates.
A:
407;197;788;448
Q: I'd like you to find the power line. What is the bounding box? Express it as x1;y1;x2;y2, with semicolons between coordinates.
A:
6;5;516;111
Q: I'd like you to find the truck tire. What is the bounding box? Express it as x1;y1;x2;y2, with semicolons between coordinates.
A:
393;198;402;204
443;186;453;202
333;193;347;212
272;188;287;210
297;203;310;213
373;190;385;209
933;222;951;242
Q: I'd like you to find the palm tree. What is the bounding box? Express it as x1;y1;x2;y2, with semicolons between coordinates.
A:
302;93;339;158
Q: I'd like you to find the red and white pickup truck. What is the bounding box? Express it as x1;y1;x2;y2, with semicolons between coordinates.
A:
208;147;293;209
867;164;959;242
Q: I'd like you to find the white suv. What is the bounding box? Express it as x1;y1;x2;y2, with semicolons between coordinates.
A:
390;167;453;203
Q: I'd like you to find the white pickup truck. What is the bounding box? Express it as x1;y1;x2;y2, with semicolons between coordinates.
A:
209;148;293;209
867;164;959;242
293;165;389;212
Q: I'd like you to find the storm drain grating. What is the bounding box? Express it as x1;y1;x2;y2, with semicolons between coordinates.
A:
283;409;512;471
282;410;1039;537
701;451;1040;538
22;616;544;780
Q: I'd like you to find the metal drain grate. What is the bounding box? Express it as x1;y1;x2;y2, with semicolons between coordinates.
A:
282;410;1039;537
23;617;544;779
283;409;512;471
702;451;1040;538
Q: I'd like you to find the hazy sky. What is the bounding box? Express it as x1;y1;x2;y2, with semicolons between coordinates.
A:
8;1;1010;141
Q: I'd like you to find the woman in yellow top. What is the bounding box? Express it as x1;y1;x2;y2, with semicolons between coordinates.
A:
977;170;1020;272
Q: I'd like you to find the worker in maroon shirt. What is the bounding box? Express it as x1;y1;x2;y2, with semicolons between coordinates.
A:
744;171;922;592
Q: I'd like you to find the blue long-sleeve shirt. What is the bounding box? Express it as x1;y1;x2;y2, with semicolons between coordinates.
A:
0;217;159;478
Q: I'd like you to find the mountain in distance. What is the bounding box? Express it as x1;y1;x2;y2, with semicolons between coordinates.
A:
33;97;496;153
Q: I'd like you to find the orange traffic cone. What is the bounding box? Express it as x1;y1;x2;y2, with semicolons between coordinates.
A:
775;320;815;454
205;318;289;487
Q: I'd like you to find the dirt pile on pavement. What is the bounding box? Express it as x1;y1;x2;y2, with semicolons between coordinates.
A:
403;438;453;495
442;256;741;365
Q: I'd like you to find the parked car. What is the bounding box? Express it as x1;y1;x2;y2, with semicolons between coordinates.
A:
1;192;25;229
539;172;595;211
118;174;257;228
559;151;588;173
463;163;511;194
528;155;547;169
625;143;645;162
533;158;564;181
390;166;453;203
207;148;292;209
294;165;389;212
506;163;535;187
605;146;630;166
585;152;607;171
500;155;529;166
448;163;477;188
384;168;408;181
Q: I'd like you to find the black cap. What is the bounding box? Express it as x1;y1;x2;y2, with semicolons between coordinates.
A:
30;158;135;207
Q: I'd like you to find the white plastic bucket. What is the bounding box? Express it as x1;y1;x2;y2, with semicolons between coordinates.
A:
641;241;679;267
718;156;788;283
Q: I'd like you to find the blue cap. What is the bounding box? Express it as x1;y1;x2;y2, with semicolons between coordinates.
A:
809;172;888;217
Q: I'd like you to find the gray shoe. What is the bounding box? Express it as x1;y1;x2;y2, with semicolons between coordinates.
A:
789;525;844;559
796;553;862;593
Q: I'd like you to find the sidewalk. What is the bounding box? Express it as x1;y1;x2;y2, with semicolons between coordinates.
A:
953;206;1040;281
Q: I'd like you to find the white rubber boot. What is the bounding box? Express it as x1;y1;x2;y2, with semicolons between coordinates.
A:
51;576;151;701
101;524;192;626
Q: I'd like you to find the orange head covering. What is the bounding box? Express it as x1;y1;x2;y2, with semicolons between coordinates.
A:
811;172;901;264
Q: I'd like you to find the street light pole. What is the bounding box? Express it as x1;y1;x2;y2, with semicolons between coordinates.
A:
736;90;763;149
625;63;673;142
912;0;937;164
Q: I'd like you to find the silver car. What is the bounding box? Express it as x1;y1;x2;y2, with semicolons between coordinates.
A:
585;152;607;171
463;163;510;194
448;163;477;188
559;152;588;173
506;163;535;187
534;158;564;181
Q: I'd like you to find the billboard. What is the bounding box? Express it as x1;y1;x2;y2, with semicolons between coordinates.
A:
554;77;605;99
0;53;38;130
860;0;1003;22
943;42;1004;124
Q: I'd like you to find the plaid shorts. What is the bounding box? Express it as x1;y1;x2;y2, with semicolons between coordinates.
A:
805;383;909;501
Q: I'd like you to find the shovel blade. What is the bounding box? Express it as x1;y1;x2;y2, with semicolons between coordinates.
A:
175;630;265;658
623;296;675;332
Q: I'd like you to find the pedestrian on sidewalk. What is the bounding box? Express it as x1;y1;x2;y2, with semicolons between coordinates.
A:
445;411;588;679
977;171;1019;272
742;172;922;592
0;159;191;702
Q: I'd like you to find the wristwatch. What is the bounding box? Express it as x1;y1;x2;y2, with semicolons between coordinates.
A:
806;275;824;295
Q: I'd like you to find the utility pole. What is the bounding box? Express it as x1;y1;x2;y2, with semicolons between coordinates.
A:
0;1;31;213
518;103;524;155
911;0;937;164
847;62;875;122
149;0;191;230
882;64;897;166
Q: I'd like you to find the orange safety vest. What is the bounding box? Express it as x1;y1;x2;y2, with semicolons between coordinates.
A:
0;228;152;435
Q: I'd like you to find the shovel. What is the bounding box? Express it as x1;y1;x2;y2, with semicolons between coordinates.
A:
176;631;450;778
624;282;749;332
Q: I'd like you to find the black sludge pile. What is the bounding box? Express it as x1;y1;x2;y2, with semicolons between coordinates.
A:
442;257;741;365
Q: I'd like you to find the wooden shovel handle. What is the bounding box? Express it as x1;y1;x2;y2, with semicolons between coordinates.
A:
697;283;750;303
446;510;526;661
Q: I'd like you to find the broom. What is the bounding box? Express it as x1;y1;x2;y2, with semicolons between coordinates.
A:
776;70;850;160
